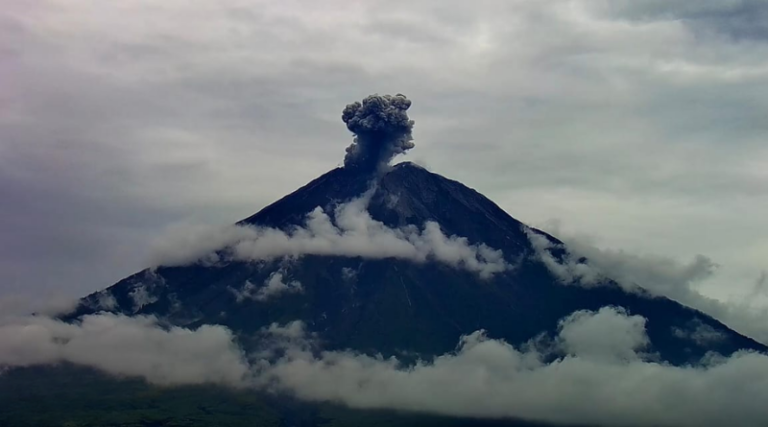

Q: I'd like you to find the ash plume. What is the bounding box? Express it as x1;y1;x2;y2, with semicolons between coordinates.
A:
342;94;415;172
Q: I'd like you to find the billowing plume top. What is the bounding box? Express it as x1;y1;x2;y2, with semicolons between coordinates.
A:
342;94;415;172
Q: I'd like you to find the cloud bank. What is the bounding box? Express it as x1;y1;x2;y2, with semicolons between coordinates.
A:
151;194;508;279
525;226;768;345
255;308;768;427
4;307;768;426
0;313;249;386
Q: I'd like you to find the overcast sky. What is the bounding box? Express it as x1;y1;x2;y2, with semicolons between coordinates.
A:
1;0;767;312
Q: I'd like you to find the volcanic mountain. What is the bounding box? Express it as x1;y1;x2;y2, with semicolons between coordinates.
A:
69;161;765;365
12;93;768;427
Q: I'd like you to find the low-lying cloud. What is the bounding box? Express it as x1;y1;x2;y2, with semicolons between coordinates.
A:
525;226;768;345
525;226;716;292
4;307;768;426
0;313;249;386
255;308;768;427
150;194;508;279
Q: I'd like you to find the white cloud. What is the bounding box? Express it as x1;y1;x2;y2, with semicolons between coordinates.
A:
89;290;118;311
524;228;606;287
145;222;252;268
151;193;509;279
255;273;303;301
557;306;649;363
127;270;164;312
673;319;727;346
230;271;304;303
525;225;768;345
2;0;768;324
262;320;309;341
256;309;768;427
341;267;358;281
4;307;768;425
0;313;249;387
2;1;768;421
129;285;158;313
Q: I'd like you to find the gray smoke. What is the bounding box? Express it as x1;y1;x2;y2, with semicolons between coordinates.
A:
342;94;415;172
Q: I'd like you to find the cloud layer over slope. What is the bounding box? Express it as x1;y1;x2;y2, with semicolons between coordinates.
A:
525;226;768;345
0;313;249;386
4;307;768;426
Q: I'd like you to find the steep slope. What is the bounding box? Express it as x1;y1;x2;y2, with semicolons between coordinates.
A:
70;162;765;365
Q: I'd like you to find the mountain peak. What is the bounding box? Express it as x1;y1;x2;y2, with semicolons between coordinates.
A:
66;95;766;367
70;158;765;364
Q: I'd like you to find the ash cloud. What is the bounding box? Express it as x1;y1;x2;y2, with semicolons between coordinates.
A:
342;94;415;172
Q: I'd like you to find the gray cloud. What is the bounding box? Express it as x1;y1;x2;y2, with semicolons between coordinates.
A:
86;290;118;311
262;320;311;342
129;285;159;313
342;94;415;172
0;294;79;317
525;228;606;287
150;192;509;278
525;226;716;292
2;0;768;348
0;313;249;387
256;309;768;427
127;271;164;312
596;0;768;41
1;2;767;423
341;267;358;281
557;307;649;363
229;271;304;303
4;306;768;426
752;271;768;298
526;226;768;345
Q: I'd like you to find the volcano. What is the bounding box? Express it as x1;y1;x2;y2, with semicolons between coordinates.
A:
69;161;765;365
13;94;767;427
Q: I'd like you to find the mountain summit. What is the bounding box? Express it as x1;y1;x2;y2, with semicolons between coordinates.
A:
29;94;768;427
72;160;764;364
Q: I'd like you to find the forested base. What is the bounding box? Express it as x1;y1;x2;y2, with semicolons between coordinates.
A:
0;365;279;427
0;365;555;427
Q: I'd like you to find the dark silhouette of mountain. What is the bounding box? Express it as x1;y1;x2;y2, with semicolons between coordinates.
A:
70;161;766;364
0;364;553;427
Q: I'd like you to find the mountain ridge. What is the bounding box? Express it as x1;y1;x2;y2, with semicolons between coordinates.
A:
70;162;766;365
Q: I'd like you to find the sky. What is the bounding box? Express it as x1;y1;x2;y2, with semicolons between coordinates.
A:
1;0;767;314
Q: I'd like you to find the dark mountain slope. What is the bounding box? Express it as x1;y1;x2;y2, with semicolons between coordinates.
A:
71;162;766;365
